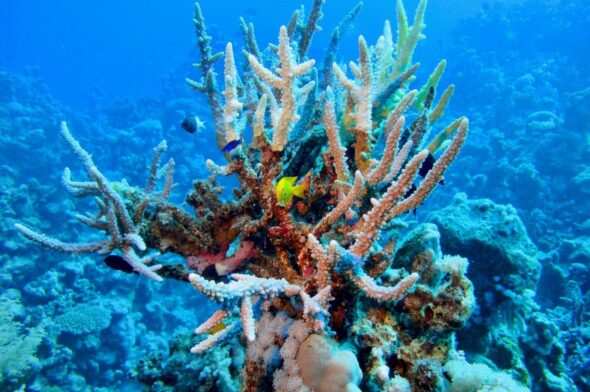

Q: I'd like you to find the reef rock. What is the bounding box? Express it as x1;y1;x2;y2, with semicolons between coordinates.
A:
427;192;540;300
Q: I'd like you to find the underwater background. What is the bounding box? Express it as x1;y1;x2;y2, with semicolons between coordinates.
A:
1;0;589;391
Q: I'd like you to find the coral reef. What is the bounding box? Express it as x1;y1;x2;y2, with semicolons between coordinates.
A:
442;0;590;253
12;1;544;391
131;333;244;392
435;3;590;389
427;194;578;390
0;70;212;390
0;291;44;390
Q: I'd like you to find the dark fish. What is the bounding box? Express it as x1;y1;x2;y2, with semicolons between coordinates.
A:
104;255;137;274
201;264;219;280
221;138;241;153
419;153;436;178
404;183;417;199
201;265;230;283
181;115;205;134
419;152;445;184
403;184;419;216
400;154;446;217
443;370;453;383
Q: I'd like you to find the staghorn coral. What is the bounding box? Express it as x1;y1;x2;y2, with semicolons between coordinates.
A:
12;1;530;391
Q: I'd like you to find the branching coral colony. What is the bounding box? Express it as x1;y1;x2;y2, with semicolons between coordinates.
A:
15;0;481;390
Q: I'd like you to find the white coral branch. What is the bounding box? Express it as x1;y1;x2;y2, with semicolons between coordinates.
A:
248;25;315;152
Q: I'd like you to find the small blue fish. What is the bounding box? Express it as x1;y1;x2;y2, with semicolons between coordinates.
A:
347;215;360;227
221;138;242;152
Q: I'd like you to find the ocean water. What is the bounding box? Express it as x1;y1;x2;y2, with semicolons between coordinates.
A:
1;0;588;391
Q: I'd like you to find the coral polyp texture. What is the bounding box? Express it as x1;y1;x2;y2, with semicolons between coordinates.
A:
14;0;530;391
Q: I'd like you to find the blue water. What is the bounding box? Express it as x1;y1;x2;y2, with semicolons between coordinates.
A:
1;0;588;390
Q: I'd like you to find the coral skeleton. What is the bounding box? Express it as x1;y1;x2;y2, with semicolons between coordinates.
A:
12;0;521;390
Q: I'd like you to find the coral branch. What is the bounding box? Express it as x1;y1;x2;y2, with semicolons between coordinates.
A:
146;140;168;193
60;122;135;234
350;150;428;258
14;224;111;254
222;42;244;144
324;88;351;183
186;3;225;149
195;310;229;334
387;117;468;219
298;0;325;59
351;271;419;302
248;26;315;152
15;122;172;281
306;234;334;288
191;321;240;354
368;115;405;186
313;171;364;237
333;36;374;173
321;1;363;89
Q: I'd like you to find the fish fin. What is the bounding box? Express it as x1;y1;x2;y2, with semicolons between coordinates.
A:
215;263;231;276
292;183;308;198
292;172;311;198
284;177;298;185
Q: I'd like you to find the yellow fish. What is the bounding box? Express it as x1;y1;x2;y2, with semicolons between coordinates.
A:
209;322;226;335
275;176;308;207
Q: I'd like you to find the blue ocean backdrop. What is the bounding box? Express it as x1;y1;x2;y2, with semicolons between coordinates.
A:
1;0;588;391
